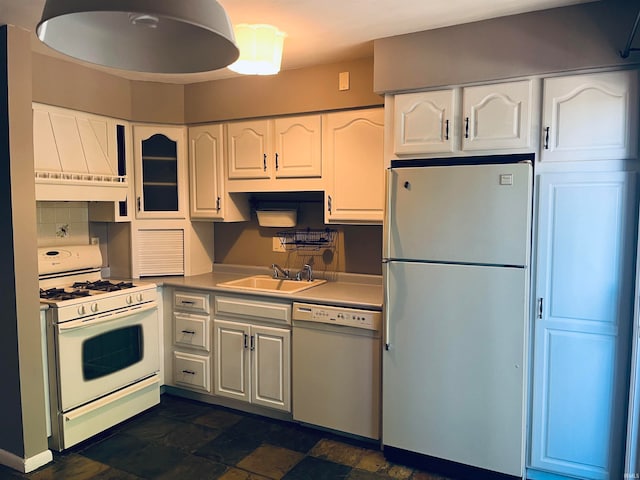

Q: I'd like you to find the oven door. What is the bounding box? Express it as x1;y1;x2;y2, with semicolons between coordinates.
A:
55;302;159;411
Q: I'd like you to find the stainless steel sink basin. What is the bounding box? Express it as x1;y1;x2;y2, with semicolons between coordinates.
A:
219;275;326;293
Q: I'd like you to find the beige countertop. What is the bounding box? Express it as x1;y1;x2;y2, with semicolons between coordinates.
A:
145;264;383;310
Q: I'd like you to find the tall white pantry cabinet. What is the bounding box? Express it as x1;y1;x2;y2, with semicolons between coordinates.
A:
528;69;639;480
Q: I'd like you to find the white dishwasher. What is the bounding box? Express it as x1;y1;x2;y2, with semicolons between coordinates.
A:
292;302;382;440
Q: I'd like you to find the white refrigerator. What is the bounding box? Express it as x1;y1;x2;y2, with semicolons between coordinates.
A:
382;158;533;477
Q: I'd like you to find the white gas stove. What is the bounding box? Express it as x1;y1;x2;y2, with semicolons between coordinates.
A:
39;244;160;451
39;245;156;322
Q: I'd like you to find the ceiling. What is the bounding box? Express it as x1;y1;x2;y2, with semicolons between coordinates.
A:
1;0;596;84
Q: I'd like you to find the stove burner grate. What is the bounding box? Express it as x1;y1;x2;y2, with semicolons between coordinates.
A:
40;288;92;301
72;280;136;292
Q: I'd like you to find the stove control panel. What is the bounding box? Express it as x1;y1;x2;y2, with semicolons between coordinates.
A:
292;302;381;331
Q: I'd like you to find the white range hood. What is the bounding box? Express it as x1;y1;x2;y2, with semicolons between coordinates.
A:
33;103;128;202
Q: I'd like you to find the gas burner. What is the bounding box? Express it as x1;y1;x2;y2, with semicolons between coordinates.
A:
40;288;92;301
72;280;136;292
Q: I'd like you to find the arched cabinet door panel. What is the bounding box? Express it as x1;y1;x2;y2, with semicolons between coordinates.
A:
133;124;187;219
461;80;533;151
541;70;638;162
394;90;455;155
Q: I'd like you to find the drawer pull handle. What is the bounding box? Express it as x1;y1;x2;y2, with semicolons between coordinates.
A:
181;329;196;335
180;300;195;305
182;370;196;375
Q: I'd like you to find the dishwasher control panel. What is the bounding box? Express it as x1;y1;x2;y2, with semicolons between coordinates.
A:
292;302;381;331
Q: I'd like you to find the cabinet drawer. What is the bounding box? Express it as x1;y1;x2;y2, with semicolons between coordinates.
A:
174;313;210;351
174;291;210;314
173;351;210;392
215;295;291;325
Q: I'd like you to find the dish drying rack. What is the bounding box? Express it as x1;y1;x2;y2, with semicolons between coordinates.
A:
277;228;337;251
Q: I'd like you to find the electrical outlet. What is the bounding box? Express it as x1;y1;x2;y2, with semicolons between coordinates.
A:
272;236;286;253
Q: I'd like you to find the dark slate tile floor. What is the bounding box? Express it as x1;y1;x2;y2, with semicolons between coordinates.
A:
1;394;452;480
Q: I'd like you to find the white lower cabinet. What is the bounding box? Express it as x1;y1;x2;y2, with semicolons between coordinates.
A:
213;295;292;413
174;351;211;392
171;290;212;393
213;320;291;412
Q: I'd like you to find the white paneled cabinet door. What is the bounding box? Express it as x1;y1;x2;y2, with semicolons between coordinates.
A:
273;115;322;178
251;325;290;412
541;70;638;162
227;120;271;179
324;108;385;224
189;125;224;219
393;90;455;155
214;319;250;403
461;80;532;151
529;171;637;480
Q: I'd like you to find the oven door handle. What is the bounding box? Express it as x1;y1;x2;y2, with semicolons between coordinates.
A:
58;302;158;331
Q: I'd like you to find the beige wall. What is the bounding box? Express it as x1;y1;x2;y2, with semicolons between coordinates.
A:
214;196;382;276
32;54;381;124
130;81;185;124
185;57;382;123
32;53;133;119
374;0;640;93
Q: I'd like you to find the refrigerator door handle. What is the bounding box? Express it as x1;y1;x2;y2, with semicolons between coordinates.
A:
383;261;391;350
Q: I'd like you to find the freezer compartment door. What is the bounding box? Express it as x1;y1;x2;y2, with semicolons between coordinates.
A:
387;162;532;266
382;261;526;476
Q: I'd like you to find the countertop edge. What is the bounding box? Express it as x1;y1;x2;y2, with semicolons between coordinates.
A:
140;265;383;310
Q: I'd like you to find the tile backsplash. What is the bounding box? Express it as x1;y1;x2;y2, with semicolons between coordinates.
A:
36;201;89;247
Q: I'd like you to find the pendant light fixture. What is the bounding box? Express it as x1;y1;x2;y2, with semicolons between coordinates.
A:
36;0;240;74
228;24;286;75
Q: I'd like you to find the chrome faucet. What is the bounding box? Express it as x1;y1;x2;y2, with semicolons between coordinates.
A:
295;264;313;282
271;263;290;279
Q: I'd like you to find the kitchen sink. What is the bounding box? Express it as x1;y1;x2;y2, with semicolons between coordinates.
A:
218;275;326;293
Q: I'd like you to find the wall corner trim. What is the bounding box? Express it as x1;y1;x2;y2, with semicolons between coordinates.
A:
0;447;53;473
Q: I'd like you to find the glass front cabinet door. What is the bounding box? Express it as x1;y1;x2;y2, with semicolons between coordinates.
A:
133;125;187;219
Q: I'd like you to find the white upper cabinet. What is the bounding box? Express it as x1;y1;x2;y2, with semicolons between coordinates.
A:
227;119;272;180
273;115;322;178
541;70;638;162
226;114;322;191
462;80;533;151
324;108;385;224
394;90;455;155
188;124;249;222
133;124;188;219
392;80;534;156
